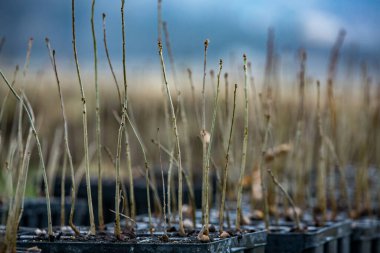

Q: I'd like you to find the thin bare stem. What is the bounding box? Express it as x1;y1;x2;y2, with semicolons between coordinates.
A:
201;39;209;225
90;0;104;230
114;116;124;238
124;114;162;218
22;38;33;79
224;73;229;121
71;0;96;235
157;128;167;236
61;152;68;227
157;0;162;42
121;0;127;100
0;37;5;55
187;68;201;129
326;30;345;143
200;59;223;237
17;90;24;172
45;39;80;234
236;55;249;230
293;49;307;208
219;83;237;233
151;141;196;227
125;112;153;233
266;166;301;229
120;0;135;222
102;144;130;219
0;65;19;124
316;81;327;223
158;41;185;236
102;13;122;108
323;136;352;216
0;70;53;237
163;21;195;223
5;131;31;253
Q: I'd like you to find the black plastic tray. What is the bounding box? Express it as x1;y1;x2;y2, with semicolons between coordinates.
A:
1;198;88;228
16;228;266;253
351;219;380;253
264;220;351;253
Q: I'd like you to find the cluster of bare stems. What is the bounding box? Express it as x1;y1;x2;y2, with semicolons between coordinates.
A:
1;1;378;251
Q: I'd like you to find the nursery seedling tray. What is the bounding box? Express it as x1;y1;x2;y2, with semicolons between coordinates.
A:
351;219;380;253
229;227;267;253
16;226;267;253
264;220;351;253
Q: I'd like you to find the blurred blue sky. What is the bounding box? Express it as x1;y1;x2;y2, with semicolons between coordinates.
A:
0;0;379;78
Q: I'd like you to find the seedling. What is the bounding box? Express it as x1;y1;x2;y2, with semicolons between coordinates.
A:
219;83;237;233
158;40;185;236
71;0;96;235
89;0;104;231
236;54;249;230
163;21;195;221
201;59;223;238
201;39;209;225
121;0;136;222
45;39;79;234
